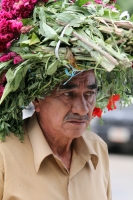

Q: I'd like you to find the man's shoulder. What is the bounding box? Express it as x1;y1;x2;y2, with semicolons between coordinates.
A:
0;118;30;148
83;129;107;147
82;130;109;160
0;131;29;152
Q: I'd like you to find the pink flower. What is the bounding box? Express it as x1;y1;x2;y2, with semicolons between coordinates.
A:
1;0;37;19
0;19;23;53
9;0;37;18
0;52;17;62
84;2;92;6
10;20;23;33
0;54;11;62
105;4;117;11
0;85;4;98
0;52;23;64
6;41;12;49
0;10;12;19
95;0;103;4
13;55;23;64
20;25;33;34
1;0;15;12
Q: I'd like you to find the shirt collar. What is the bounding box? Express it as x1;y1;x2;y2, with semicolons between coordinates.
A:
25;113;98;172
25;113;53;172
73;131;98;169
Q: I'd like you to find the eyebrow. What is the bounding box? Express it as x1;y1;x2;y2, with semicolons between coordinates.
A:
59;83;97;90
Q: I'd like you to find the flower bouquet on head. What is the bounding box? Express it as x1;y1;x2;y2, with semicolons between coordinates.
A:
0;0;133;141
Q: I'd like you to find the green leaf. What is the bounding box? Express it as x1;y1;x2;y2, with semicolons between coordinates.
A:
40;22;57;38
78;40;92;52
29;32;40;45
22;18;33;26
49;41;57;47
77;0;93;7
18;34;29;43
33;6;37;23
10;47;28;54
21;39;30;45
64;27;73;36
65;6;90;15
0;60;12;70
0;60;29;104
38;6;46;23
58;36;70;45
56;13;75;24
130;14;133;22
46;60;60;75
90;51;115;71
103;9;120;20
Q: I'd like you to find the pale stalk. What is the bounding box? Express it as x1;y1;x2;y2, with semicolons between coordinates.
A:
72;31;119;66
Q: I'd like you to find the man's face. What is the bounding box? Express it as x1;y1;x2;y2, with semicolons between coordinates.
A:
33;70;97;139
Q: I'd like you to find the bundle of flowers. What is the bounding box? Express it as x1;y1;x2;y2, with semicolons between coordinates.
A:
0;0;133;141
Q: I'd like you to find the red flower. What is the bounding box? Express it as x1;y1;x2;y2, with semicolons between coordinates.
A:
93;107;102;118
107;94;120;111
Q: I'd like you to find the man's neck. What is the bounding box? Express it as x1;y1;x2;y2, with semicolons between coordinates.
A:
43;131;73;171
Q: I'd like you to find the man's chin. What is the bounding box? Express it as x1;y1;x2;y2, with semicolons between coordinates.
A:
64;127;87;139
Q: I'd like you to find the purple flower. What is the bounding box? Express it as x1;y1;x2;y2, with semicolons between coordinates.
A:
13;55;23;64
2;0;38;19
20;25;33;34
0;52;17;62
0;19;23;53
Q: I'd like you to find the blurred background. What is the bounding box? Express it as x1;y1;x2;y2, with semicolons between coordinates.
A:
100;1;133;199
21;0;133;200
117;0;133;15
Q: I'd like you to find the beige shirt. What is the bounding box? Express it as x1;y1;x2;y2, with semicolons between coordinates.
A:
0;114;112;200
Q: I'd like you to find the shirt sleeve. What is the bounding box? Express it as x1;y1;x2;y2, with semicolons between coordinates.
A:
0;151;4;200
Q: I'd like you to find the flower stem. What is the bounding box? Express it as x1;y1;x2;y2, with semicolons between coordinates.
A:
72;31;119;66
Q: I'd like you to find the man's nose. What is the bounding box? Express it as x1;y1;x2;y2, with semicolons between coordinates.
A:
71;96;89;116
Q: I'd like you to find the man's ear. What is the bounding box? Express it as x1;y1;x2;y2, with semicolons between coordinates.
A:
32;98;40;112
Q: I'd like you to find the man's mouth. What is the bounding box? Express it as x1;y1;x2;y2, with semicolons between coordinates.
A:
66;120;87;124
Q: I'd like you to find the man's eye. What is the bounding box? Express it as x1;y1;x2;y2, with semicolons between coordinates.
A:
86;91;95;96
63;92;72;96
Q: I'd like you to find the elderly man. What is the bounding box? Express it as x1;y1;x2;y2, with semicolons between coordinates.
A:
0;70;111;200
0;0;133;199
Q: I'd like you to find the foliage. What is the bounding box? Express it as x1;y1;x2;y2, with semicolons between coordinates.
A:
0;0;133;141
